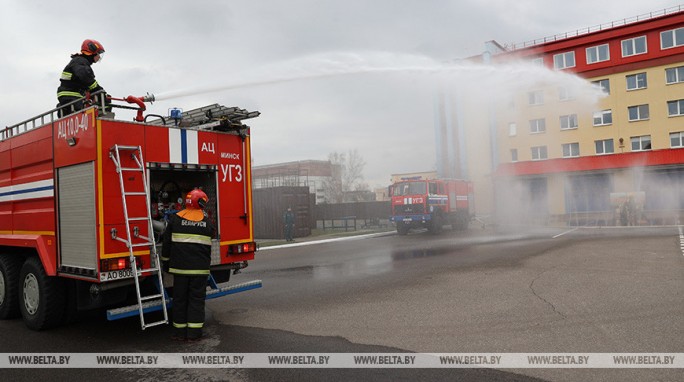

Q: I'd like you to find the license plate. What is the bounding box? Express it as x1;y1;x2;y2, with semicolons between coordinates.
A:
403;218;412;222
99;269;134;282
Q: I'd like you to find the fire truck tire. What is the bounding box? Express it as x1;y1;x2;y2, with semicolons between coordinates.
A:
18;257;66;330
428;214;443;234
454;212;470;231
396;222;409;235
0;255;23;319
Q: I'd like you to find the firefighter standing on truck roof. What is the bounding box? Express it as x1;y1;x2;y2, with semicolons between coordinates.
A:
56;39;108;117
161;189;215;342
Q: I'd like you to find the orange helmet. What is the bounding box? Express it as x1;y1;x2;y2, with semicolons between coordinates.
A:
178;189;208;222
81;39;105;56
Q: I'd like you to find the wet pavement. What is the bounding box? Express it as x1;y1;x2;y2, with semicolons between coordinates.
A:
1;225;682;381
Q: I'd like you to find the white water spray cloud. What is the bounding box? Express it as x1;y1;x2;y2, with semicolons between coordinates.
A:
151;51;605;105
151;50;606;192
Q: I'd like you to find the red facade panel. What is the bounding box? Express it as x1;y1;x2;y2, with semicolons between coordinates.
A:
496;149;684;176
503;12;684;76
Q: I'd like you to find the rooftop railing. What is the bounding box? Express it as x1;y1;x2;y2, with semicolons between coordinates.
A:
507;5;684;50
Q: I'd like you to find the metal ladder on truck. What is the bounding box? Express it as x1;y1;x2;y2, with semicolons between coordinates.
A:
109;144;169;330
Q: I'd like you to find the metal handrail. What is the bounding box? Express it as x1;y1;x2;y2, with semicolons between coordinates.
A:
507;5;684;50
1;90;108;141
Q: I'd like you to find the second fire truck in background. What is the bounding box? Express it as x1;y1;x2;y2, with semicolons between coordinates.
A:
389;177;473;235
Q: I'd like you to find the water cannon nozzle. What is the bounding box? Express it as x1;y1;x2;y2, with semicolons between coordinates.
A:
123;95;148;122
142;93;155;103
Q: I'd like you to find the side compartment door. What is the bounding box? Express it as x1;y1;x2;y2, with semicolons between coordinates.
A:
217;134;251;241
58;161;97;272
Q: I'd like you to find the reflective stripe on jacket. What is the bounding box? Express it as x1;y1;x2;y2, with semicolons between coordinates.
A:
161;212;214;275
57;54;103;99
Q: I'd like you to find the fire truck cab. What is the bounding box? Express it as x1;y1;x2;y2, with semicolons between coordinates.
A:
389;177;473;235
0;96;261;330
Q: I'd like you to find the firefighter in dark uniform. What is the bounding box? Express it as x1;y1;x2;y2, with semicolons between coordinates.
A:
161;189;215;341
56;39;108;117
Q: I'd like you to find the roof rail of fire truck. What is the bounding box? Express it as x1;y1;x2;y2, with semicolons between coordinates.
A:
2;104;61;141
1;91;109;141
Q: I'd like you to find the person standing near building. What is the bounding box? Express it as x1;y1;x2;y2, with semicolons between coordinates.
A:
57;39;108;116
161;189;215;341
283;207;295;242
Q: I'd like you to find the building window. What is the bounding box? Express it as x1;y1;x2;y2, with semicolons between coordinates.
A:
558;86;574;101
592;79;610;94
631;135;652;151
595;139;614;155
661;27;684;49
528;90;544;105
621;36;647;57
586;44;610;64
511;149;518;162
531;57;544;66
670;132;684;148
666;66;684;84
529;118;546;133
531;146;548;160
593;110;612;126
626;73;647;90
668;100;684;117
508;122;517;136
560;114;578;130
628;104;649;121
562;142;580;158
553;51;575;69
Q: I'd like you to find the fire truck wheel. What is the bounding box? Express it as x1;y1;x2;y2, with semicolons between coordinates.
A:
396;222;409;236
428;214;443;234
18;257;66;330
454;212;470;231
0;255;23;319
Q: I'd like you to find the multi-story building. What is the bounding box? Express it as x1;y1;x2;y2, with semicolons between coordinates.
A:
440;7;684;226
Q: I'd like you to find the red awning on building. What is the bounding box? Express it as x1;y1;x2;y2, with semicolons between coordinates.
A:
495;149;684;177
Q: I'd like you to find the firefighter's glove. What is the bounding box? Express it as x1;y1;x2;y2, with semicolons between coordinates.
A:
161;260;170;273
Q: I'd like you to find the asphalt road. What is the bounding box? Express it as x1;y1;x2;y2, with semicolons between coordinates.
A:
1;225;682;381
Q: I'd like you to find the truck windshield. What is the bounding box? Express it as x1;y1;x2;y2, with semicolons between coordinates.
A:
393;182;427;196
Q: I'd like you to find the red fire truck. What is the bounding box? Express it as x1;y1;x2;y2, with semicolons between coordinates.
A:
389;177;473;235
0;95;261;330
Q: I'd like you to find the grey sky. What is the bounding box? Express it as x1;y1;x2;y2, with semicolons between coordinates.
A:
0;1;680;188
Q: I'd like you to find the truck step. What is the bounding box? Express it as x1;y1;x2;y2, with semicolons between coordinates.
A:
106;279;263;321
205;279;262;300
